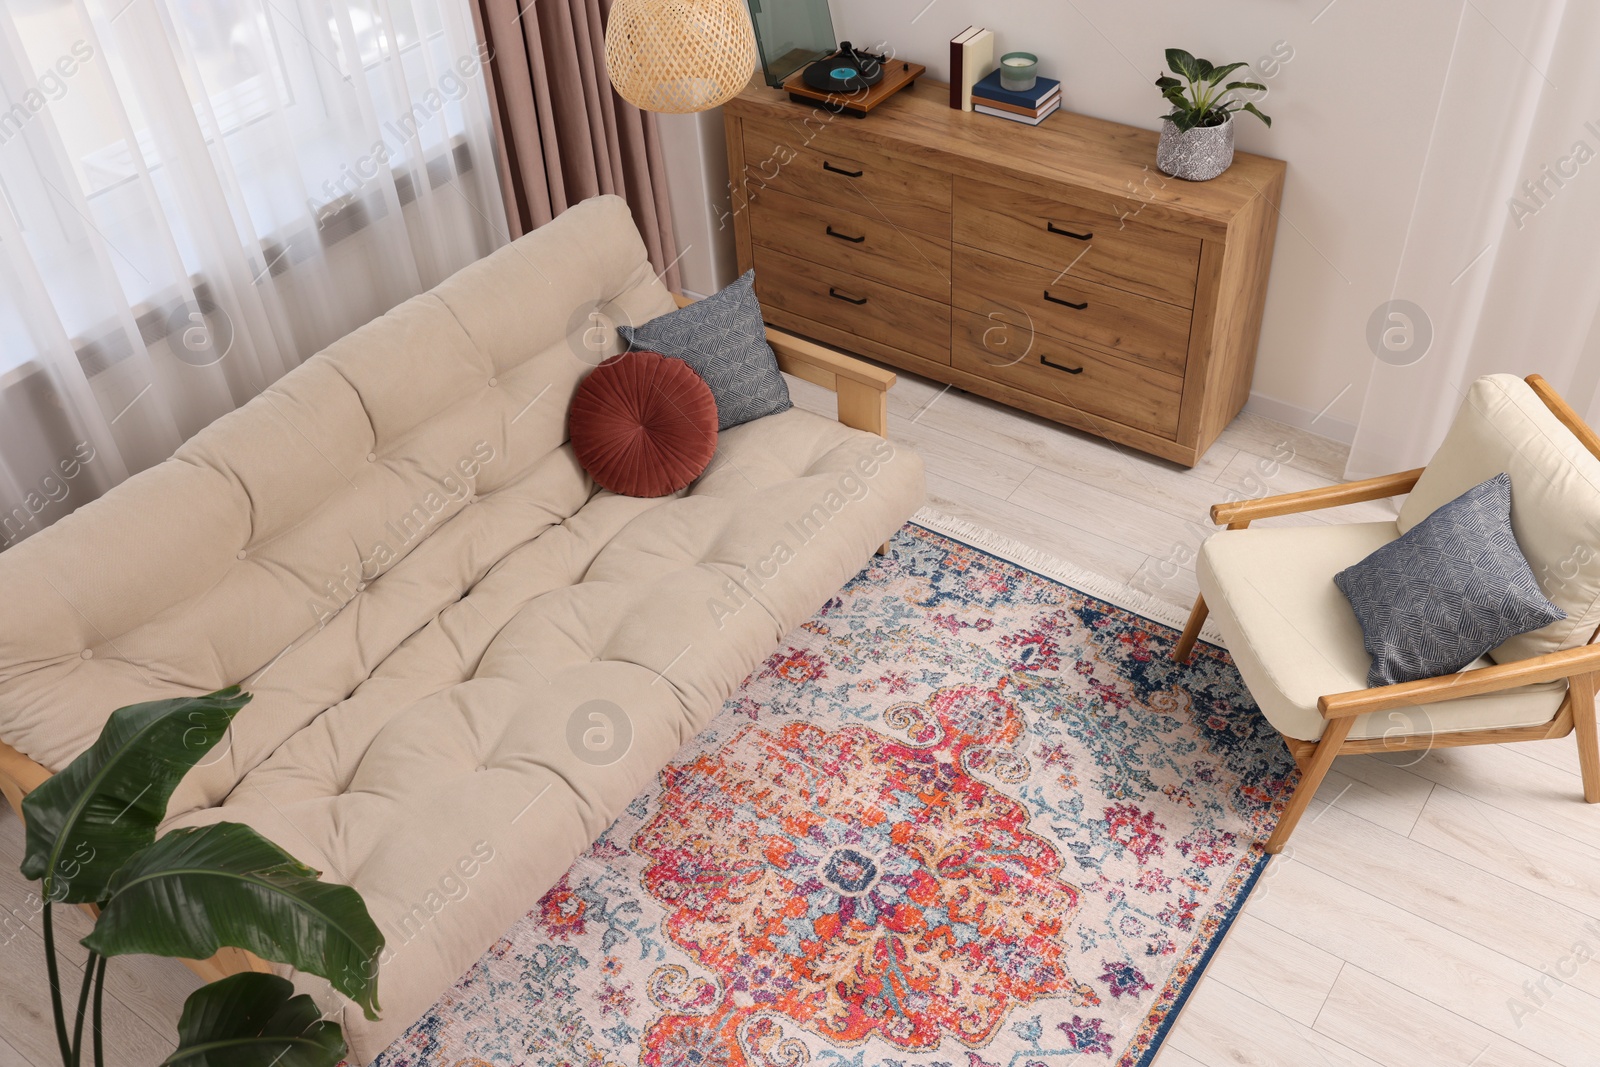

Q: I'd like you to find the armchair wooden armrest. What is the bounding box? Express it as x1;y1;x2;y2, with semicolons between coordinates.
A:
1175;467;1425;662
672;292;894;437
1318;643;1600;719
1210;468;1424;526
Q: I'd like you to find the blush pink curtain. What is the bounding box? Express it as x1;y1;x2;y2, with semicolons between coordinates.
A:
471;0;682;292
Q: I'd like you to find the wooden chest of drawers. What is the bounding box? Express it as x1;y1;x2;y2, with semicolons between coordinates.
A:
722;78;1287;466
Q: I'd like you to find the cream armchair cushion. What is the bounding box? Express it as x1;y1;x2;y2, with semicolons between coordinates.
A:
1399;373;1600;662
1196;522;1568;741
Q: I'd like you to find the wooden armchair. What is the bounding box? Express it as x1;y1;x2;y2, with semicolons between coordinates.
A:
1174;374;1600;854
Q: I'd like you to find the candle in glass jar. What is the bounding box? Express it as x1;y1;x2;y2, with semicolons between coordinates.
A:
999;52;1039;92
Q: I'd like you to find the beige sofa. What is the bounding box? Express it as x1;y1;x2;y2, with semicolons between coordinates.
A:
0;195;924;1061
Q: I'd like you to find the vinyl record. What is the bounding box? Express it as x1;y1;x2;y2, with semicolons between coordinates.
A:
801;42;885;93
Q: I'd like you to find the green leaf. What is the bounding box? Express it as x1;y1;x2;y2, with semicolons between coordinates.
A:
1161;86;1195;114
20;688;251;903
1207;61;1248;84
1194;57;1215;81
82;824;384;1020
163;973;345;1067
1165;110;1197;132
1154;75;1181;89
1240;100;1273;127
1164;47;1199;80
1226;81;1268;93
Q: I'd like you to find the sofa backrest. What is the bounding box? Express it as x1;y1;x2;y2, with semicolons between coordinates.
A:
0;195;676;809
1399;373;1600;663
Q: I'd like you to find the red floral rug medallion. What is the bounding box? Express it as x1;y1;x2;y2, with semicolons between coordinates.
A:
376;524;1294;1067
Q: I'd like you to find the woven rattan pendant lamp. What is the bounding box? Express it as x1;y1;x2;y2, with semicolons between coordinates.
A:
604;0;759;113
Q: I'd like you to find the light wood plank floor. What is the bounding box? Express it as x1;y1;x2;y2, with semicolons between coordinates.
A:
2;368;1596;1066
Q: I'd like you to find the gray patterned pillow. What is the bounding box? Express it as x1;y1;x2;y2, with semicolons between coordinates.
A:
617;270;791;431
1334;473;1565;687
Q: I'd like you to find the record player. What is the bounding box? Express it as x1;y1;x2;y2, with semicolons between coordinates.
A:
746;1;924;117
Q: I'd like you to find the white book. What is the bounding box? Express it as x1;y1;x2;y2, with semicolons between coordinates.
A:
973;99;1061;126
959;29;995;113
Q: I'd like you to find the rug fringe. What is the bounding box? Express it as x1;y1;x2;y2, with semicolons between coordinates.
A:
909;508;1228;646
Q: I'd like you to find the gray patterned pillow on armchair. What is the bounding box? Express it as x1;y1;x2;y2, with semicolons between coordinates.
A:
1334;473;1566;687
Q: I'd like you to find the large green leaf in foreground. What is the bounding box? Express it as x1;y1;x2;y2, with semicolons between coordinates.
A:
162;972;345;1067
82;823;384;1019
20;688;251;903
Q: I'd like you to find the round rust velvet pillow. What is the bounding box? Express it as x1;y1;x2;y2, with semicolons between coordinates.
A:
569;349;719;498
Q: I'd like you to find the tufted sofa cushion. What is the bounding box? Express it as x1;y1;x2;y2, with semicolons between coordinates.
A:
0;195;926;1062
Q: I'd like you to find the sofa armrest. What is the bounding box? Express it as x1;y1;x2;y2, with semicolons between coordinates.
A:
0;737;51;817
0;737;291;983
766;328;895;437
1318;643;1600;719
671;292;895;437
1210;468;1425;526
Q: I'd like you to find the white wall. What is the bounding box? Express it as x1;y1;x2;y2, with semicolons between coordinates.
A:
661;0;1488;439
656;111;736;299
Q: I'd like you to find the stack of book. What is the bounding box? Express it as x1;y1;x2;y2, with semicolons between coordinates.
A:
971;69;1062;126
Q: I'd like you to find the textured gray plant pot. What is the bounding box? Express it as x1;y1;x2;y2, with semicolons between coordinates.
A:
1156;114;1235;181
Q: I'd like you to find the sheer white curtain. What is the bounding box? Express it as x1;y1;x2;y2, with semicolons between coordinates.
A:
0;0;504;551
1347;0;1600;476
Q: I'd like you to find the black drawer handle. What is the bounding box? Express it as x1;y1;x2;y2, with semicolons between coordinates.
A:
1042;354;1085;374
823;161;863;177
829;287;868;305
1043;291;1088;309
826;225;866;244
1048;222;1094;240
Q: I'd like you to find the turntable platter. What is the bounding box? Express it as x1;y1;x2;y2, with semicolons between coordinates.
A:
801;41;885;94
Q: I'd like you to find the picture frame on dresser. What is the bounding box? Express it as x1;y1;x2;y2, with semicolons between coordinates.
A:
722;74;1288;467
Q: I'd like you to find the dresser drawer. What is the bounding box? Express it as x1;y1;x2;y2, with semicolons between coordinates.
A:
741;120;951;237
954;246;1192;375
953;178;1201;307
753;246;952;364
750;187;951;303
953;312;1182;438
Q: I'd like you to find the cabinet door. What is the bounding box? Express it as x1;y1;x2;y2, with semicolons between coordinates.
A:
754;247;953;365
738;119;953;238
955;246;1192;375
953;312;1183;439
750;188;951;303
953;178;1201;307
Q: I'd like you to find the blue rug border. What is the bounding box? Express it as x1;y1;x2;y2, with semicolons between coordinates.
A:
1132;851;1271;1067
904;519;1276;1066
903;520;1213;646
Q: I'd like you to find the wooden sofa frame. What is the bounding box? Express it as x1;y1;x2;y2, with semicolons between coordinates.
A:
1172;374;1600;854
0;316;897;984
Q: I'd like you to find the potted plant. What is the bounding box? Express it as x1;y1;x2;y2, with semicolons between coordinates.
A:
1154;48;1271;181
18;688;383;1066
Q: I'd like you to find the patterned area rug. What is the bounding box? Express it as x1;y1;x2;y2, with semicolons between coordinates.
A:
375;517;1295;1067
